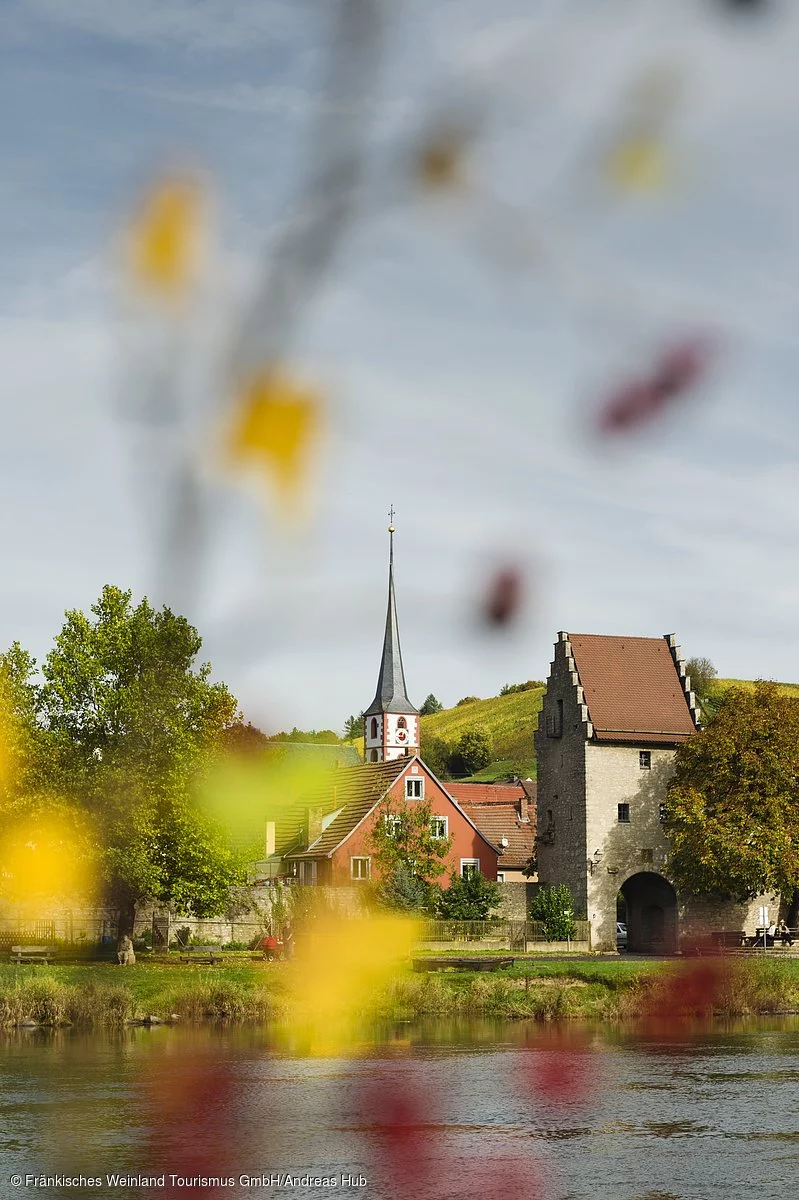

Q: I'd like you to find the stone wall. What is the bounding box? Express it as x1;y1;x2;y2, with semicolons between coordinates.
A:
534;634;589;912
497;881;538;920
585;743;676;950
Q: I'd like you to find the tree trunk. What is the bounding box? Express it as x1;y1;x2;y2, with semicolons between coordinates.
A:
786;890;799;928
116;895;137;938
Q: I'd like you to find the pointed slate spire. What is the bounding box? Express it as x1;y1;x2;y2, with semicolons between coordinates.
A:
364;516;417;717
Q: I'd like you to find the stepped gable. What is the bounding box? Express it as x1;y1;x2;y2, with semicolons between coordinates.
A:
566;632;699;745
287;758;407;859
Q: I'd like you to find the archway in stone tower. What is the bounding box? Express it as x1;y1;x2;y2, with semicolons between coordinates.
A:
620;872;678;955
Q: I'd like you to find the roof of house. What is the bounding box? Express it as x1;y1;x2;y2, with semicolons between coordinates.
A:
286;759;409;859
286;756;500;860
446;782;536;807
457;802;535;870
447;782;535;870
567;632;697;743
364;534;417;717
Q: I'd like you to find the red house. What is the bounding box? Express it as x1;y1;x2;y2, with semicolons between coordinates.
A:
285;755;499;885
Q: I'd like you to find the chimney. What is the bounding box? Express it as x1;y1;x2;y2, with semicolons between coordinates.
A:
306;806;324;846
265;821;276;857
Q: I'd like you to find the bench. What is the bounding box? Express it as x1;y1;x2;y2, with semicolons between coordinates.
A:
413;956;514;973
10;945;55;965
710;931;747;951
178;946;223;964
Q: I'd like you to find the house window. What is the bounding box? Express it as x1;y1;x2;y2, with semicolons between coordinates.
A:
406;778;424;800
461;859;480;879
497;871;505;883
617;803;630;824
639;751;652;770
430;816;448;839
370;717;378;740
659;803;668;823
300;861;317;885
351;857;371;881
640;848;653;864
384;815;403;837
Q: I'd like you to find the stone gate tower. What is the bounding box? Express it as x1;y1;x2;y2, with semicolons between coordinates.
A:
534;631;773;952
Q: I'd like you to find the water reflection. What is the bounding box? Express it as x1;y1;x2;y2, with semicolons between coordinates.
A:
2;1019;799;1198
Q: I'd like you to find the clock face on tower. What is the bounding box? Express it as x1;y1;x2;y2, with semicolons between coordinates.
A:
397;729;407;742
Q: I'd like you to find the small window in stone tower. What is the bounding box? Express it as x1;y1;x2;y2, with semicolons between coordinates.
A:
370;717;378;740
397;717;407;730
640;848;654;864
639;750;651;770
617;803;630;823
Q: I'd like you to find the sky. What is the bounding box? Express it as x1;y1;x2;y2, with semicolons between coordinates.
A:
2;0;799;732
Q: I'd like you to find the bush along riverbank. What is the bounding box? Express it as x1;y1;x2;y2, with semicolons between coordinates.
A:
4;958;799;1028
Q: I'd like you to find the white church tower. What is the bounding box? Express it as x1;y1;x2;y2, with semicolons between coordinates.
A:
363;513;419;762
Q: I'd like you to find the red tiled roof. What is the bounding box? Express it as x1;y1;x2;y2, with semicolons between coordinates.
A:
568;633;696;742
458;802;535;870
446;783;533;806
285;759;406;859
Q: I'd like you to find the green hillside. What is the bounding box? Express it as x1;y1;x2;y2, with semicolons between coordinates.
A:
716;678;799;698
420;688;544;781
415;677;799;784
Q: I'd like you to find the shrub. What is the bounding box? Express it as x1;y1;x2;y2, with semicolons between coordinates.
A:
530;884;577;941
436;871;502;920
456;696;480;707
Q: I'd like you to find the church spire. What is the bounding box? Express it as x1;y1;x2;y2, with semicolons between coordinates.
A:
364;511;419;762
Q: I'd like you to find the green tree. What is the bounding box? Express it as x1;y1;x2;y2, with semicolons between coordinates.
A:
420;734;454;779
452;729;492;775
373;862;437;913
221;721;269;754
420;694;443;716
38;585;245;933
530;883;577;941
664;682;799;905
343;712;365;741
435;871;501;920
368;795;452;891
685;656;720;718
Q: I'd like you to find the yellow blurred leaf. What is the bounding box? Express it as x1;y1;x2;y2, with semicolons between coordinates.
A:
283;913;420;1056
0;811;97;905
227;367;321;506
606;136;670;194
128;177;203;297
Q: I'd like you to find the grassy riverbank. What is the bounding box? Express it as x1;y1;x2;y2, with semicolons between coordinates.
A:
3;958;799;1028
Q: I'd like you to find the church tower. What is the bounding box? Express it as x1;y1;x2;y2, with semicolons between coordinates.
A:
364;515;419;762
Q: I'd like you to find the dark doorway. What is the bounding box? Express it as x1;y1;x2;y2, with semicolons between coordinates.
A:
620;872;677;954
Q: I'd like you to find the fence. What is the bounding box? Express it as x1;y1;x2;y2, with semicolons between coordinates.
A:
418;919;591;950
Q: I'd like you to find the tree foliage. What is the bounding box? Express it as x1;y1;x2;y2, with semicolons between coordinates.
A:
499;681;544;695
664;682;799;902
34;586;245;930
369;795;452;886
420;693;443;715
343;712;365;741
529;883;577;940
435;870;501;920
373;862;437;913
451;729;492;775
420;734;454;779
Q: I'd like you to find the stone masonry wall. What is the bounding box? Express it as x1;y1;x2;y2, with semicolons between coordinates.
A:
585;743;675;950
534;634;590;914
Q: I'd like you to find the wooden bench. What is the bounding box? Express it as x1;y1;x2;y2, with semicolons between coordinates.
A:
710;931;747;951
413;956;514;973
10;945;55;965
178;946;223;964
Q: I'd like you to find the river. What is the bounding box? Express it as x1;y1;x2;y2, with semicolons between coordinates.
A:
2;1019;798;1199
